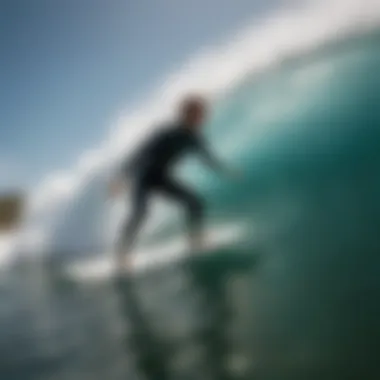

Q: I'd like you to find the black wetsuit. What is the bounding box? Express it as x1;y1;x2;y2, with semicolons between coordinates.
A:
118;123;223;254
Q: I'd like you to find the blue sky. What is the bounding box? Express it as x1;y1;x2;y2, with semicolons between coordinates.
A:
0;0;281;191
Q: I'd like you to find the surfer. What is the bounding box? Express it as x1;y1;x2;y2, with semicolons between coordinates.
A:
109;95;239;270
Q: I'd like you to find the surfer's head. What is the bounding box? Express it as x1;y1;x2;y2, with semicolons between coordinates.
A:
179;94;208;130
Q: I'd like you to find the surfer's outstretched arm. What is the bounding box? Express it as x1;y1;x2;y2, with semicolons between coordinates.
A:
196;138;240;179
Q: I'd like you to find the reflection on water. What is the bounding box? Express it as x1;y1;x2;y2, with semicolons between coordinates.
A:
0;249;256;380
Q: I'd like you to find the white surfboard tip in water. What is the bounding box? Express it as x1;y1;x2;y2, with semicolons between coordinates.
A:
64;222;249;282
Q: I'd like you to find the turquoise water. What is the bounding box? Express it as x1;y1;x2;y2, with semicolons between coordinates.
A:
2;31;380;379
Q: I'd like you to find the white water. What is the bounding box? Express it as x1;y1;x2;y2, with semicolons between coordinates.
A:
4;0;380;265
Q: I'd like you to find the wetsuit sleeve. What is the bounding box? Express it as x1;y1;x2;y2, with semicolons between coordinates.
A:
118;128;165;178
119;150;140;177
196;138;226;173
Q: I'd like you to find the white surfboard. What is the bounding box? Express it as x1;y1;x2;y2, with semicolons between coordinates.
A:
64;222;248;283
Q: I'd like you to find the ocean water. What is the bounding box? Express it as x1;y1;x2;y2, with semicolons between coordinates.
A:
2;31;380;380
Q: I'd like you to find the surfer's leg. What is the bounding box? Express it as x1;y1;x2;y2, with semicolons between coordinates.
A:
116;182;150;268
158;177;204;251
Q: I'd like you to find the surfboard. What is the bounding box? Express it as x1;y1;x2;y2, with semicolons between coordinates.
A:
64;222;248;282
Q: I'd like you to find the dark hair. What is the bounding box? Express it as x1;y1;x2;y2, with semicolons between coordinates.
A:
180;95;207;116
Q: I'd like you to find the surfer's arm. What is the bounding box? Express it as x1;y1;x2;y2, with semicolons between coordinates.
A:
196;138;242;180
108;149;142;198
117;128;167;180
197;139;228;174
120;151;140;178
108;160;133;198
